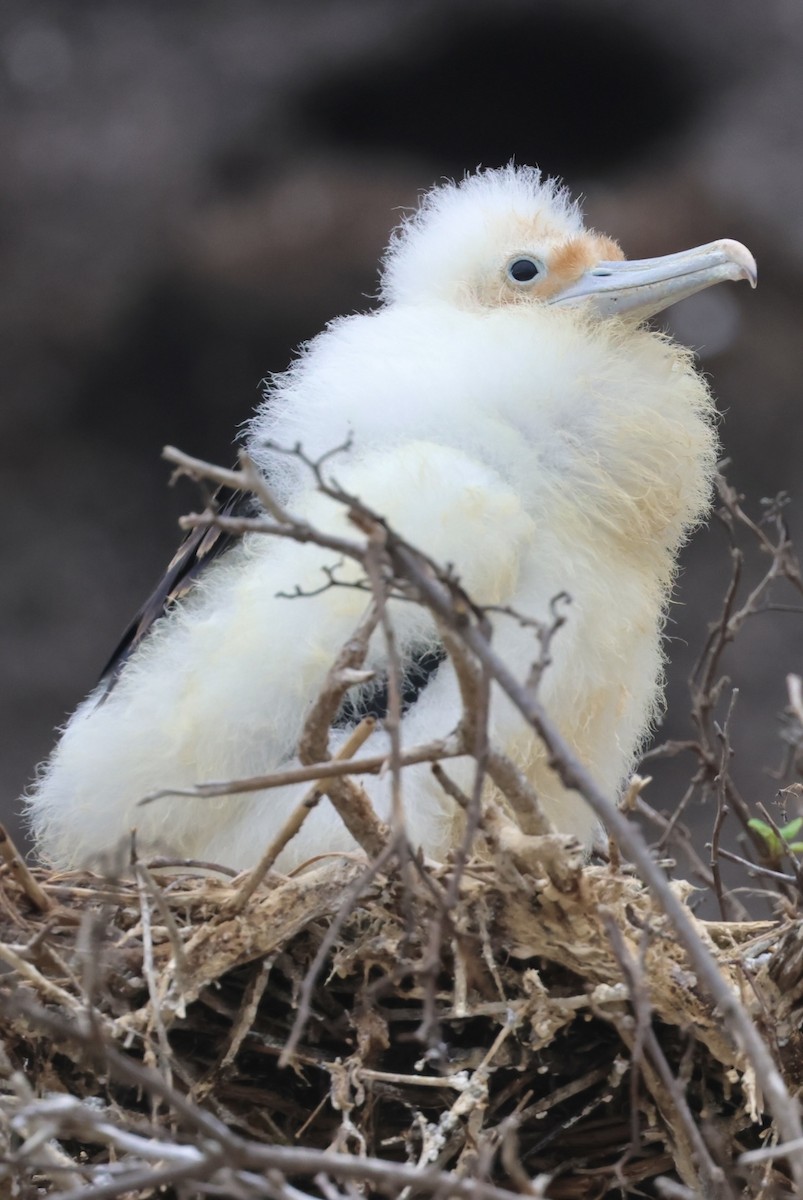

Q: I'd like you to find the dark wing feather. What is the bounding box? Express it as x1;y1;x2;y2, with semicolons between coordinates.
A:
99;485;255;693
332;645;447;728
98;484;446;721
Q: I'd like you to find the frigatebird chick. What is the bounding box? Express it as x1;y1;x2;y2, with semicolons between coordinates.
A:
26;165;756;871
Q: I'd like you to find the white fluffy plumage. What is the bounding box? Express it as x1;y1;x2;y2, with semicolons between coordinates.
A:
26;164;756;871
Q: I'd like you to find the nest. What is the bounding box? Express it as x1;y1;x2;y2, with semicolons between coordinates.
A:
2;820;803;1200
6;462;803;1197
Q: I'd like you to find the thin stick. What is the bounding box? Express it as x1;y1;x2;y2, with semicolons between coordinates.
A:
0;823;51;913
279;599;390;861
224;717;376;916
139;737;463;805
603;911;735;1198
132;849;173;1099
278;838;397;1067
0;941;82;1012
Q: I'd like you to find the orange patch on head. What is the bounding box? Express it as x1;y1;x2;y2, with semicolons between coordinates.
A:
593;234;625;262
546;237;597;291
536;232;625;301
485;219;626;309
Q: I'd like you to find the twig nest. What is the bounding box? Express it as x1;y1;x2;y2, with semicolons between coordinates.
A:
0;841;798;1197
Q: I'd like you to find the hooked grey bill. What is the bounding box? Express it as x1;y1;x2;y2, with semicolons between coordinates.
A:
551;239;757;320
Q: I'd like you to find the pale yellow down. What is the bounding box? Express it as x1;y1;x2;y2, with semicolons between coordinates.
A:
26;165;755;871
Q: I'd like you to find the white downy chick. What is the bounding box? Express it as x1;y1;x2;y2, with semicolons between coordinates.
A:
25;165;756;871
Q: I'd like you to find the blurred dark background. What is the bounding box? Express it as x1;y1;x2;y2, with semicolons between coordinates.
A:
3;0;803;869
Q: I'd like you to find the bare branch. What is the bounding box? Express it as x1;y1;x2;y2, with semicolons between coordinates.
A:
224;717;377;916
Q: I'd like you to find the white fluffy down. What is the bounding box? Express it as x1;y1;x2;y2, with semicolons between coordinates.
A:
26;167;718;872
380;164;582;305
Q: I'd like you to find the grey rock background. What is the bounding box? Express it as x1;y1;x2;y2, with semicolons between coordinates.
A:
3;0;803;867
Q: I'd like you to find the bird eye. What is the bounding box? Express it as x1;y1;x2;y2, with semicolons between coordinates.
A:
507;257;543;284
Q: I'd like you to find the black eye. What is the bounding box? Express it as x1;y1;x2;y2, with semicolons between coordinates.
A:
507;257;541;283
